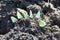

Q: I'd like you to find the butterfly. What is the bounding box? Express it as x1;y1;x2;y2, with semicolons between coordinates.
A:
38;19;46;27
29;10;33;18
11;16;18;23
35;10;41;18
17;11;23;19
23;12;29;19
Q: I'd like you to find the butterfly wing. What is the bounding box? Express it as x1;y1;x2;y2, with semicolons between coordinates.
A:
11;16;18;23
29;10;33;18
35;10;41;18
23;13;29;19
39;20;46;27
17;11;23;19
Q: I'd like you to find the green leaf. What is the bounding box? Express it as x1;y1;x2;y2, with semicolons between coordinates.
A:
29;10;33;18
17;11;23;19
39;20;46;27
23;13;29;19
11;16;18;23
35;10;41;18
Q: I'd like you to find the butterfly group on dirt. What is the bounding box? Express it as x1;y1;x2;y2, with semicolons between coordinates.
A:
11;10;46;27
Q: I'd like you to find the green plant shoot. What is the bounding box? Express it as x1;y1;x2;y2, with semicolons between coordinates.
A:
35;10;41;18
17;11;23;19
11;16;18;23
29;10;33;18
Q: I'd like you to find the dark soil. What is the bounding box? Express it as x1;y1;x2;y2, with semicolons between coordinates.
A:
0;0;60;40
